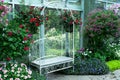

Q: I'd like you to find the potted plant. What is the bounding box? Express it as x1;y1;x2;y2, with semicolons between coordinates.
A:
61;10;82;33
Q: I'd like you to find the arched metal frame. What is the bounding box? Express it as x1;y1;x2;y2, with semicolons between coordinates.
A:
31;1;76;74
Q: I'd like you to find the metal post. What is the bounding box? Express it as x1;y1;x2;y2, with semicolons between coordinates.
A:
40;9;45;58
12;0;15;18
65;32;69;57
80;0;84;48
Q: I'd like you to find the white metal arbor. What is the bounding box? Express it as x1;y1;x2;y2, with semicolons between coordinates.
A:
30;0;84;74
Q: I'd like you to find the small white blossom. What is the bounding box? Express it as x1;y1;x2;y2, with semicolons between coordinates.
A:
17;71;20;73
28;69;32;75
24;76;28;79
10;78;13;80
14;64;17;67
0;74;1;78
17;74;20;77
12;67;15;70
11;70;14;72
15;78;20;80
28;75;31;78
4;75;7;77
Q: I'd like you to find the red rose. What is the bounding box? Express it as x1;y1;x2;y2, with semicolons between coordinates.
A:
75;19;79;24
30;18;36;23
26;29;29;32
8;32;13;36
69;21;73;25
63;17;67;20
35;23;40;26
23;37;28;41
46;17;48;21
6;57;11;61
19;24;23;28
24;47;29;51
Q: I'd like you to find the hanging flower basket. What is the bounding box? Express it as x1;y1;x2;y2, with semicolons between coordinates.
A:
61;10;82;33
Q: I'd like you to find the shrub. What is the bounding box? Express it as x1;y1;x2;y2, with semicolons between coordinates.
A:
0;20;32;61
85;9;120;61
106;60;120;71
61;58;109;75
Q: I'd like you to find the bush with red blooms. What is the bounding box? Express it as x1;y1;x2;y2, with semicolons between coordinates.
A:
61;10;82;32
14;6;43;34
0;20;32;61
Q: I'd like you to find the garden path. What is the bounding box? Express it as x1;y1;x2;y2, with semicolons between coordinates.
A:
47;69;120;80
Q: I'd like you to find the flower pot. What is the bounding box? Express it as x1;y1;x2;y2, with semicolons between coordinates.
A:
64;23;73;33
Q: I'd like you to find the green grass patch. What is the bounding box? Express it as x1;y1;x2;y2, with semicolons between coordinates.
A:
106;60;120;71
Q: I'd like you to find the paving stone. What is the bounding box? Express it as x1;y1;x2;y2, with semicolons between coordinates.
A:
47;70;120;80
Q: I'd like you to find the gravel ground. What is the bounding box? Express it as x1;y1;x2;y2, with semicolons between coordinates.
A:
47;69;120;80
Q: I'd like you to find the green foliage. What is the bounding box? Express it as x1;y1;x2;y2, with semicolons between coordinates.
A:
0;20;32;61
46;49;64;56
32;70;46;80
85;9;120;61
106;60;120;71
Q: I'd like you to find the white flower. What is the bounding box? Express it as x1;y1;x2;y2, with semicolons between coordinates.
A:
17;71;20;74
28;75;31;78
89;51;92;53
21;75;24;77
11;64;13;66
18;68;22;71
10;78;13;80
4;75;7;77
24;76;28;79
21;63;27;68
14;64;17;67
12;67;15;70
0;74;1;78
28;69;32;75
11;70;14;72
17;74;20;77
2;70;8;74
15;78;20;80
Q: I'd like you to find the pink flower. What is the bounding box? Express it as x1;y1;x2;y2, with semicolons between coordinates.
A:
28;34;32;38
28;69;32;75
0;0;4;2
21;63;27;67
15;78;20;80
10;78;13;80
2;70;7;74
0;78;3;80
0;67;2;70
